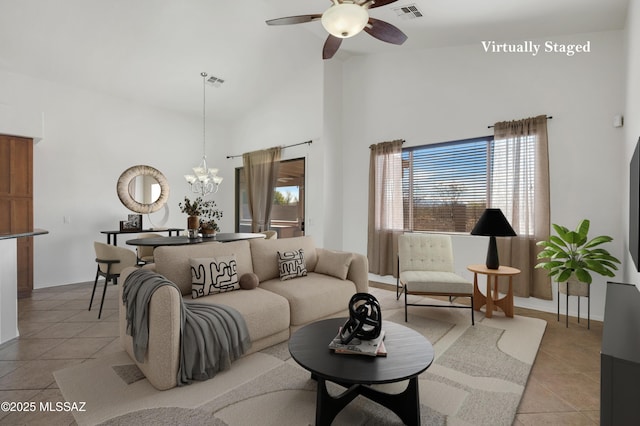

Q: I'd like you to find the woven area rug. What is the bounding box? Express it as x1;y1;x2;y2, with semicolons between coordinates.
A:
54;287;546;425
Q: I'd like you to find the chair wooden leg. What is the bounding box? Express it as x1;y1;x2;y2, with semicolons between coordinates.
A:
89;267;100;311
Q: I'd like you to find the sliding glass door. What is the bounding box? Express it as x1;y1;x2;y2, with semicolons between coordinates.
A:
235;158;305;238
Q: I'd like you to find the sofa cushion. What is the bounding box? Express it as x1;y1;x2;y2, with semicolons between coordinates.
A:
184;288;290;342
190;255;239;298
278;249;307;281
154;240;253;296
400;271;472;294
315;249;353;280
250;236;318;282
259;272;356;326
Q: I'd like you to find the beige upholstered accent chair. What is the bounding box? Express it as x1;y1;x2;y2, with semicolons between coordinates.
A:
90;242;137;318
134;233;164;264
260;230;277;239
398;233;474;325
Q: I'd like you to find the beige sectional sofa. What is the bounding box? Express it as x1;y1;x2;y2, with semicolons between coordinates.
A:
118;235;368;390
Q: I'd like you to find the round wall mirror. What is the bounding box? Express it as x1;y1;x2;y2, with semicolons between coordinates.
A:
117;165;169;213
128;175;161;204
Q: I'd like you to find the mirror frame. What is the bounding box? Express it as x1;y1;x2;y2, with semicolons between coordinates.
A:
116;165;169;213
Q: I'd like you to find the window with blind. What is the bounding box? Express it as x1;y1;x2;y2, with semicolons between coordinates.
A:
402;136;492;233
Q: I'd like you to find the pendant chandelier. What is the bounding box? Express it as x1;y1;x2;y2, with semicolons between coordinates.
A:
184;72;223;196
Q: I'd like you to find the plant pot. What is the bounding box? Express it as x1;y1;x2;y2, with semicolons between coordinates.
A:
558;279;589;297
201;228;216;238
187;215;199;230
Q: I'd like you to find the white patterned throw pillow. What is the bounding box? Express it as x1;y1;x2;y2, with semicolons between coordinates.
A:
190;255;239;298
278;249;307;281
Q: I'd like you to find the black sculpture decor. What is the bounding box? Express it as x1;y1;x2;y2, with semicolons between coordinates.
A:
471;208;517;269
339;293;382;344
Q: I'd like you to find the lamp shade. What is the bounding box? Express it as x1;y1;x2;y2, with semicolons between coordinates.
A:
471;208;516;237
471;208;516;269
321;3;369;38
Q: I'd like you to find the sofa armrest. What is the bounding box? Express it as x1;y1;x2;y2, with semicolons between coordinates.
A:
118;267;182;390
347;252;369;294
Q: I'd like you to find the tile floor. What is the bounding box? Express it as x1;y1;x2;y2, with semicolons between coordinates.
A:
0;281;601;425
0;281;121;425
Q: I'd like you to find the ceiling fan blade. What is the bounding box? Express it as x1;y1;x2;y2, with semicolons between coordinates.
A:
266;14;322;26
364;18;407;45
323;35;342;60
365;0;399;9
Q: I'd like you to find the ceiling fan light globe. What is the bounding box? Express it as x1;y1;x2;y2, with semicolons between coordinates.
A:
321;3;369;39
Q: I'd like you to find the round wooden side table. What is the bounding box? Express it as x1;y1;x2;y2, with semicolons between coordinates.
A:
467;264;521;318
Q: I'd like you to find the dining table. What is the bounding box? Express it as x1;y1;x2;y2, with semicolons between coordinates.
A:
125;232;265;248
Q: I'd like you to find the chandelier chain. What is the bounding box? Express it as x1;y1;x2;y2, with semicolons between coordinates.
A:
184;71;223;196
201;72;207;159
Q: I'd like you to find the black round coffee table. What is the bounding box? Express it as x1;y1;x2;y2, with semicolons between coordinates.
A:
289;317;434;425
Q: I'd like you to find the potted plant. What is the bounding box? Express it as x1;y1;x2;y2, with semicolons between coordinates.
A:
199;200;223;237
535;219;621;296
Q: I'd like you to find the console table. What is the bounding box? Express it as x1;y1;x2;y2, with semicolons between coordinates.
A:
100;228;183;246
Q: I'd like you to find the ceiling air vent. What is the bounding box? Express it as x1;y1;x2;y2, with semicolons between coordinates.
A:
206;75;225;88
392;4;423;20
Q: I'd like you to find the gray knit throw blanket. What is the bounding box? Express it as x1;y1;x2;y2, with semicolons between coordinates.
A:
122;268;251;386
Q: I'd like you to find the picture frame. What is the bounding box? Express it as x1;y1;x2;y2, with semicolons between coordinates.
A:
128;214;142;230
120;214;142;232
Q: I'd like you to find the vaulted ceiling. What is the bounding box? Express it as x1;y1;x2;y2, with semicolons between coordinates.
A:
0;0;629;121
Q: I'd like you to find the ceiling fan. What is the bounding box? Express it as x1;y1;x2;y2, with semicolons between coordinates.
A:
266;0;408;60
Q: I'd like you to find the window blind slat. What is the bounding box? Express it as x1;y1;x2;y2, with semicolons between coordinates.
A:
403;137;491;232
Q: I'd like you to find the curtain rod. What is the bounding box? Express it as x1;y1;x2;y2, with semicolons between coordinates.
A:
226;140;312;159
487;115;553;129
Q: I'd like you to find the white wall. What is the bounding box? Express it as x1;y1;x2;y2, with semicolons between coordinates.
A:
321;59;345;250
340;31;626;320
226;60;326;245
624;0;640;288
0;70;231;288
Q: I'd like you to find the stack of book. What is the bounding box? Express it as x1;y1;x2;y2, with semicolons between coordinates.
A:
328;328;387;357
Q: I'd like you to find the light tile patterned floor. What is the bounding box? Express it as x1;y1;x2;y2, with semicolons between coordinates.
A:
0;281;601;425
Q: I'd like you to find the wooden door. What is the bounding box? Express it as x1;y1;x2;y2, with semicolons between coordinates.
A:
0;134;34;298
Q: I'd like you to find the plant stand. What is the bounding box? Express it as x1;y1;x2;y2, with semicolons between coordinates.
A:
557;280;590;329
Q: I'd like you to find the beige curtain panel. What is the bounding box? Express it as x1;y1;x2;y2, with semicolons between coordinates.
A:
242;147;282;232
492;115;551;300
367;139;404;277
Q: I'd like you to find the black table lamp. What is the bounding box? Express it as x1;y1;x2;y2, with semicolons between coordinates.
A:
471;208;516;269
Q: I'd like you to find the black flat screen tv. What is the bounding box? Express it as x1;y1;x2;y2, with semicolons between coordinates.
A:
630;138;640;272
